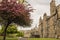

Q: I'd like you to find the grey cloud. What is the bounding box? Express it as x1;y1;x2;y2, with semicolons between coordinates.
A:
26;0;50;5
35;0;50;5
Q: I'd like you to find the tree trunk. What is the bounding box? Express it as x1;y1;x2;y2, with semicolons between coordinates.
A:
3;21;11;40
3;26;8;40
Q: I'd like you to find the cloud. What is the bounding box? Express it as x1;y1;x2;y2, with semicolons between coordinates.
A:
56;0;60;5
26;0;50;5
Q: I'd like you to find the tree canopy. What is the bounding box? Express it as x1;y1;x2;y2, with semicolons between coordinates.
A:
0;0;33;26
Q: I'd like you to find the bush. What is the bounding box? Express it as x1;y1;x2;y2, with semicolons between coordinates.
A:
0;29;2;35
0;29;3;36
16;32;24;37
1;24;18;34
7;34;17;38
7;24;17;34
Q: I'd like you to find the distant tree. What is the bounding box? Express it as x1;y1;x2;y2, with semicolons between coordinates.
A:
7;24;17;34
1;24;17;34
0;0;33;40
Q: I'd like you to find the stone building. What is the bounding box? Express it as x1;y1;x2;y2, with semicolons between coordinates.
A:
30;26;40;38
38;17;43;38
42;13;48;38
38;0;60;38
19;0;60;38
23;30;31;37
48;0;56;38
20;30;31;37
47;0;60;38
56;4;60;38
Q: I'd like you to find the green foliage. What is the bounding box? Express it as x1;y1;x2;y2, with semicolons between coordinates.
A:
7;24;17;34
16;31;24;37
1;24;18;34
0;29;2;34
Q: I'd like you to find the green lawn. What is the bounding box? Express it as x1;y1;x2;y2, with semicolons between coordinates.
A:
0;36;60;40
28;38;60;40
0;38;18;40
0;36;18;40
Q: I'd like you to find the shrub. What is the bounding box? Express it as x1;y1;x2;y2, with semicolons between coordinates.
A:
16;32;24;37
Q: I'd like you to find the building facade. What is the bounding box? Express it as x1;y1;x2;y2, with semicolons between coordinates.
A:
20;0;60;38
38;0;60;38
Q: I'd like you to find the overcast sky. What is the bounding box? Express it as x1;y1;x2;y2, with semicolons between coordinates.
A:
18;0;60;30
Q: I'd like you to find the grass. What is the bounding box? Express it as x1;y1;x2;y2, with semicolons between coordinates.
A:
0;36;60;40
0;36;18;40
28;38;60;40
0;38;18;40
